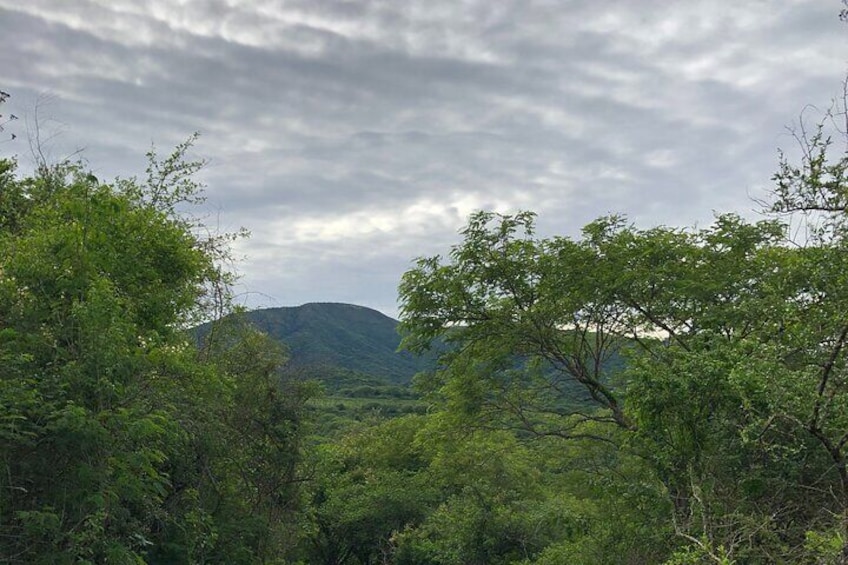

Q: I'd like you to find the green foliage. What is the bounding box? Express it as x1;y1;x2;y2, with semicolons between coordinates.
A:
0;144;309;563
225;303;438;384
396;95;848;562
300;415;436;564
393;427;562;565
192;316;316;563
0;157;207;562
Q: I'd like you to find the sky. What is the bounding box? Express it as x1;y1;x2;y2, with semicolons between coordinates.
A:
1;1;846;319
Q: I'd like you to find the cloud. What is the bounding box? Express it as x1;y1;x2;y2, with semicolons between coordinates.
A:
1;0;844;317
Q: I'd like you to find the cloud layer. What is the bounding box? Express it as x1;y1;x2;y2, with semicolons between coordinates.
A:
1;1;845;317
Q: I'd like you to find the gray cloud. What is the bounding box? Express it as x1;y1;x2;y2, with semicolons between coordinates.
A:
1;0;845;318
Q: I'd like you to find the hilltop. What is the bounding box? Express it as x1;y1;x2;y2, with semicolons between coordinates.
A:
226;302;434;384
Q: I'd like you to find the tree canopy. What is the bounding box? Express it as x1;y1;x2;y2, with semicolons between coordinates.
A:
398;93;848;563
0;144;311;564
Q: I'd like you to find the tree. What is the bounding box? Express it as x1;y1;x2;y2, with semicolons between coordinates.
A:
0;153;215;562
398;91;848;560
189;315;315;564
300;415;436;565
0;141;307;563
399;211;635;433
761;83;848;562
398;211;803;561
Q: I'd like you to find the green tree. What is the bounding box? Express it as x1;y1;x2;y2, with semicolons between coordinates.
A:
391;422;588;565
0;155;215;562
299;410;638;565
759;90;848;562
301;415;436;565
0;142;308;563
397;112;848;561
191;316;315;564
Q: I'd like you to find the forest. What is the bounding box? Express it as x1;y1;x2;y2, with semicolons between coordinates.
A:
3;78;848;564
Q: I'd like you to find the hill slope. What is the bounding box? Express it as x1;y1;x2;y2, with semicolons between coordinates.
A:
236;303;433;384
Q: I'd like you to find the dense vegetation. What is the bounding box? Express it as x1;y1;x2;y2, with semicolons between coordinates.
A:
204;303;436;384
0;144;314;563
3;79;848;563
393;93;848;563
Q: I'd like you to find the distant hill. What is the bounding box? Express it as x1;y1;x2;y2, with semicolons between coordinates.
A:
228;303;435;384
196;303;623;410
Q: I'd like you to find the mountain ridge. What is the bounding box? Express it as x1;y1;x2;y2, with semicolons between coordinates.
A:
229;302;433;384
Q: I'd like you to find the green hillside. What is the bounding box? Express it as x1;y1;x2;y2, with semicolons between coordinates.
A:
202;303;624;408
235;303;434;384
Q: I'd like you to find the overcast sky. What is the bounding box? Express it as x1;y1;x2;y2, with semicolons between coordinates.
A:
1;1;846;318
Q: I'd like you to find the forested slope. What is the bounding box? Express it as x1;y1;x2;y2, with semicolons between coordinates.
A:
230;303;435;383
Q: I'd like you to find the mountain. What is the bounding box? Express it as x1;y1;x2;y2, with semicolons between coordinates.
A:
230;303;434;384
197;303;626;416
